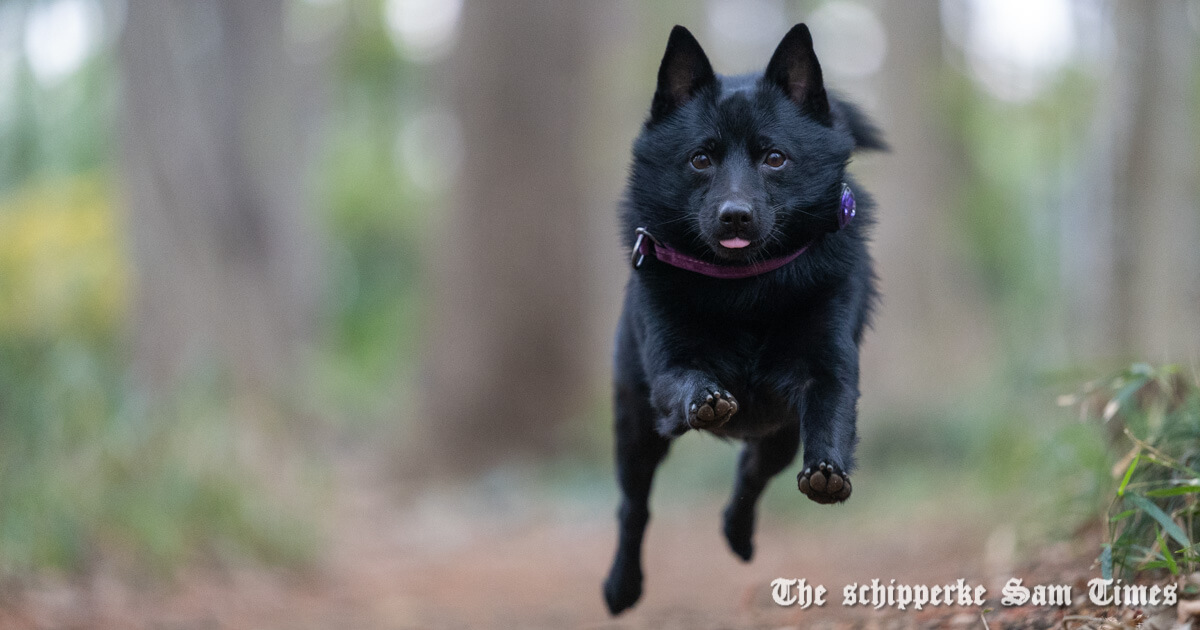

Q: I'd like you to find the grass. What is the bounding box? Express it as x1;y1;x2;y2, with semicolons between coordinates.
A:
1062;364;1200;579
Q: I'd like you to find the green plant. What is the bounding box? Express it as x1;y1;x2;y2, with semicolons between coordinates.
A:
1067;364;1200;579
0;176;318;575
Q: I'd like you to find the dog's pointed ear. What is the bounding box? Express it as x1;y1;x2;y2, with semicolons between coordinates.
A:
764;24;831;125
651;26;716;124
836;99;889;152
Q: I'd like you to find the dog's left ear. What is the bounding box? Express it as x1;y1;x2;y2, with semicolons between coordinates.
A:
764;24;831;125
651;26;716;124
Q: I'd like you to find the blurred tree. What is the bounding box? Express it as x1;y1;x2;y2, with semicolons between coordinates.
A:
424;0;603;470
1071;0;1200;362
119;0;327;395
861;0;989;410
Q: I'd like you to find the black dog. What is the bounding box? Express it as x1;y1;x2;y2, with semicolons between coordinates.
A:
603;24;885;615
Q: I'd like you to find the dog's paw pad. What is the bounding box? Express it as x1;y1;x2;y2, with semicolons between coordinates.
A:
688;389;738;430
797;461;851;504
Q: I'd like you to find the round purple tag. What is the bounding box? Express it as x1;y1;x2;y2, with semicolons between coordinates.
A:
838;183;856;229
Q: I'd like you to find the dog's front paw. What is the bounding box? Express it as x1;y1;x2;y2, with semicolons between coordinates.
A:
797;461;851;504
687;388;738;430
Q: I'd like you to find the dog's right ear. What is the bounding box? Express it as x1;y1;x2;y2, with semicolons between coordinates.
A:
764;24;830;125
651;26;715;124
835;99;889;152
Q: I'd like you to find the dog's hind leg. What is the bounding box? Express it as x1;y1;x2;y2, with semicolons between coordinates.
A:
603;380;670;615
722;420;801;561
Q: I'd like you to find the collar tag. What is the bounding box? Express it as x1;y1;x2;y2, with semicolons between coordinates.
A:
838;182;856;229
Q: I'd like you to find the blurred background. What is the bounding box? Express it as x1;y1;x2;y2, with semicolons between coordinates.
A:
0;0;1198;627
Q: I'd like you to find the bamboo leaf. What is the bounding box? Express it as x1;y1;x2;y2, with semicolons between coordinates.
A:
1109;509;1136;522
1126;493;1191;548
1118;454;1140;496
1145;485;1200;498
1106;376;1150;421
1100;544;1113;580
1158;532;1179;575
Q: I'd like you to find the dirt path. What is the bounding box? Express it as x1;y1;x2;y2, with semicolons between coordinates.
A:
1;451;1081;630
308;463;996;629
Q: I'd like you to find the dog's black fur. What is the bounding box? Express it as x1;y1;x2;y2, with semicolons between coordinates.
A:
603;24;885;615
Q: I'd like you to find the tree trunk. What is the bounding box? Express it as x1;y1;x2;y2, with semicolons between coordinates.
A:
119;0;325;396
424;0;600;471
860;0;988;411
1068;1;1200;363
1111;1;1200;361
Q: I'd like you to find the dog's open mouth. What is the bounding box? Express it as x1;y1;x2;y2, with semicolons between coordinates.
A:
719;237;751;249
713;236;760;260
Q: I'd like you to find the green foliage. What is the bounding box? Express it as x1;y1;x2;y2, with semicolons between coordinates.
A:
0;14;312;571
309;0;429;423
0;0;425;576
942;67;1099;372
1068;364;1200;579
0;176;316;575
0;40;115;195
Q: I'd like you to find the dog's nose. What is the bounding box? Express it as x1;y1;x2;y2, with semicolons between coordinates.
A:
718;201;753;227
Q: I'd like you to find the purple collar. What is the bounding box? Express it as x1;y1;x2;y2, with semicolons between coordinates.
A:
630;183;855;280
631;228;811;279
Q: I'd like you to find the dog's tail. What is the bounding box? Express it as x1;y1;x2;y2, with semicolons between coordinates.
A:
833;97;888;153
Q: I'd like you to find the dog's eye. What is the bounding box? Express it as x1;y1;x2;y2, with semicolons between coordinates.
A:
690;152;712;171
764;150;787;169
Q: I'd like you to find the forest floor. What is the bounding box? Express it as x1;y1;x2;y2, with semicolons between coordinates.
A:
0;444;1189;630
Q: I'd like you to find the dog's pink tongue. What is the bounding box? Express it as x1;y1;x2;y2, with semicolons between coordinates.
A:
720;237;751;249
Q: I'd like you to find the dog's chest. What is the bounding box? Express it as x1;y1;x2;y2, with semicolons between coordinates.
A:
691;324;809;435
